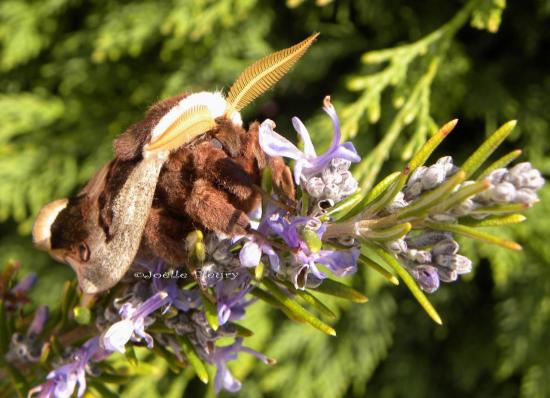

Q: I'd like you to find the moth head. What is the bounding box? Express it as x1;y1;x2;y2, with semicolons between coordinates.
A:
32;196;93;274
144;33;319;156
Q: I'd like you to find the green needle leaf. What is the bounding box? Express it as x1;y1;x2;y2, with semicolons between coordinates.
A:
94;373;132;384
396;170;465;219
151;343;185;373
280;281;337;319
425;220;522;250
364;243;443;325
125;345;139;367
312;278;369;303
468;203;531;216
342;172;400;219
262;279;337;336
229;323;255;337
432;179;490;213
408;119;458;172
322;189;363;221
251;286;312;323
479;149;522;178
201;292;219;331
358;253;400;285
255;261;265;281
6;362;28;398
359;222;412;241
179;335;210;383
363;172;409;217
462;214;527;227
89;381;120;398
461;120;517;179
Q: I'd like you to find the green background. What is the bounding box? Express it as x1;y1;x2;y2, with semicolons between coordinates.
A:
1;0;549;397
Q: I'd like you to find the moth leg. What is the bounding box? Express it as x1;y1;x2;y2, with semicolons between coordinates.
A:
246;122;296;200
191;142;260;214
269;156;295;200
184;178;250;235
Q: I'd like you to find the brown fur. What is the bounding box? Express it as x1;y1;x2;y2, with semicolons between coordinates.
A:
49;93;295;270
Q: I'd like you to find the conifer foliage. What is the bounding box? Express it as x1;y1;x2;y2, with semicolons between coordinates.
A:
1;1;549;397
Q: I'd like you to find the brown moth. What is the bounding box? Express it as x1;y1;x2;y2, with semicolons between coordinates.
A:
32;33;319;294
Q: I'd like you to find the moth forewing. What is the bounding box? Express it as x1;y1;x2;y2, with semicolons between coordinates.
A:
74;152;167;293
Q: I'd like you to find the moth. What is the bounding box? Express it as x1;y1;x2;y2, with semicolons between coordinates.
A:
32;33;318;294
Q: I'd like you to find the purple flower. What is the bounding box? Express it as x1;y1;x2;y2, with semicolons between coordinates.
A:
11;273;37;296
139;259;201;312
28;305;49;338
239;204;281;271
209;338;273;393
259;96;360;184
267;212;359;289
215;272;254;325
316;249;359;276
28;338;101;398
101;291;170;353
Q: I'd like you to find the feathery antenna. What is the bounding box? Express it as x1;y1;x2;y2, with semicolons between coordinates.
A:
145;106;216;153
225;32;319;114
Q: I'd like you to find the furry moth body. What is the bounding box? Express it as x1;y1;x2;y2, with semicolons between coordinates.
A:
32;33;318;294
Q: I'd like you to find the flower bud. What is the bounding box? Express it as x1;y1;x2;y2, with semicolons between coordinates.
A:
509;162;532;179
452;198;476;216
487;168;508;184
408;166;427;186
322;167;342;185
410;265;440;293
523;169;545;190
435;254;456;269
387;191;408;213
509;163;544;190
407;249;432;264
73;306;92;325
437;267;458;282
323;183;340;200
435;254;472;275
436;156;456;176
301;229;322;253
195;241;207;263
404;180;423;200
331;158;351;172
514;188;538;204
388;238;407;254
490;182;517;203
432;238;459;256
454;255;472;274
306;176;325;198
340;175;358;196
421;164;447;190
186;230;204;251
199;262;220;287
28;305;49;339
11;273;37;296
406;231;452;247
405;166;427;199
